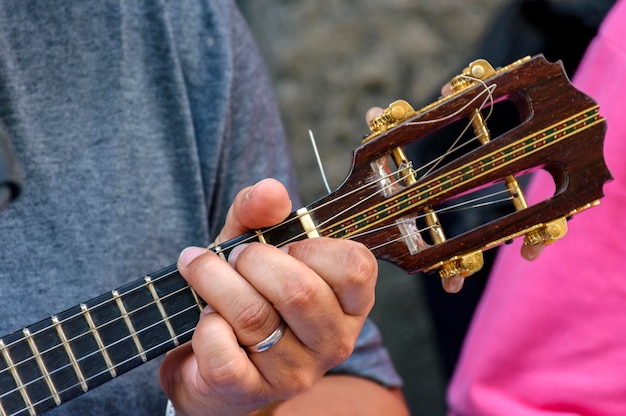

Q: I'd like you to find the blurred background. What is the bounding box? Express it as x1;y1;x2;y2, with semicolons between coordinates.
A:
235;1;614;414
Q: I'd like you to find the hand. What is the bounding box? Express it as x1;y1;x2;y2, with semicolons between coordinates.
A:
159;179;378;416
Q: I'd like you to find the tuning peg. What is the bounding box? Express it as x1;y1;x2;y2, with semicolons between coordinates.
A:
425;250;484;279
523;217;568;247
365;100;416;139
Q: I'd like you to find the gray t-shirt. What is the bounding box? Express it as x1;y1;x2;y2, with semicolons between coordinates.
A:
0;1;401;414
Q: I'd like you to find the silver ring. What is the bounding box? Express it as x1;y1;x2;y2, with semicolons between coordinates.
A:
244;320;287;353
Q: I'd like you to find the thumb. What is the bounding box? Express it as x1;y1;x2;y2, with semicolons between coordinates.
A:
215;178;293;243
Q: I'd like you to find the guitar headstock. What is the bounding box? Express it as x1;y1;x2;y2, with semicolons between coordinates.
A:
304;55;612;278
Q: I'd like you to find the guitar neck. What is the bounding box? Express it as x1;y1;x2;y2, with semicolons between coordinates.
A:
0;213;311;416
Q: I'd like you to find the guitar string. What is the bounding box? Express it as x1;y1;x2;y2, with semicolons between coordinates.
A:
416;76;496;178
346;188;514;245
0;79;502;405
6;187;518;414
11;76;560;408
0;165;405;379
0;78;500;353
0;188;515;411
0;186;517;406
231;83;499;250
0;165;412;373
9;189;513;416
3;79;606;414
0;79;501;391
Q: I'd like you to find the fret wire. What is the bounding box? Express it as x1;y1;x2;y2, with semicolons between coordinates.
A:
22;325;196;416
0;282;192;382
51;317;88;393
0;340;35;416
0;394;5;416
81;305;116;378
0;301;199;405
144;277;179;346
189;287;204;313
112;291;147;362
0;264;177;354
22;329;61;406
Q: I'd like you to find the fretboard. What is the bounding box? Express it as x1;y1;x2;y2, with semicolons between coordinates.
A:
0;211;312;416
0;264;199;416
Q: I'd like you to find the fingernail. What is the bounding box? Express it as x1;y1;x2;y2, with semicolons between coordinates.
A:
202;304;216;315
245;178;273;200
227;243;248;265
178;246;207;267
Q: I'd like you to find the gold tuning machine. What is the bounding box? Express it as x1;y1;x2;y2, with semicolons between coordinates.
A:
523;217;568;247
425;250;484;279
366;100;416;138
449;59;497;91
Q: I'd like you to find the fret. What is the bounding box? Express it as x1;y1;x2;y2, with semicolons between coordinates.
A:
80;304;116;378
21;330;60;406
255;213;311;247
0;393;5;416
255;230;267;244
213;245;227;260
51;317;88;393
112;291;147;362
148;265;202;344
84;293;145;376
296;207;320;238
0;339;34;416
53;305;111;392
113;279;176;361
4;314;93;414
190;287;204;313
144;277;179;346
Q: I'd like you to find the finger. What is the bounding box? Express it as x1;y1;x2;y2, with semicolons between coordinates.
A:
441;82;453;97
191;310;264;396
442;275;464;293
521;243;545;261
159;312;272;416
284;238;377;316
230;241;357;356
365;106;384;124
216;178;292;243
177;246;282;348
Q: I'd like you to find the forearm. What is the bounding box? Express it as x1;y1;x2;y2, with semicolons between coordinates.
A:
251;375;409;416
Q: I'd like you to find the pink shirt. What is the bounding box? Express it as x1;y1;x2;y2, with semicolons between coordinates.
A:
448;1;626;414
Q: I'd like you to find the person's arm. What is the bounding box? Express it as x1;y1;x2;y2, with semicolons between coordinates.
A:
159;178;409;416
254;375;408;415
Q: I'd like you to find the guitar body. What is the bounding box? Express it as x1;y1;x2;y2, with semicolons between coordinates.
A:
0;55;612;415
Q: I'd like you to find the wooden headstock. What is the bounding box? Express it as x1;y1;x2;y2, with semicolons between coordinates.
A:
303;55;612;278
